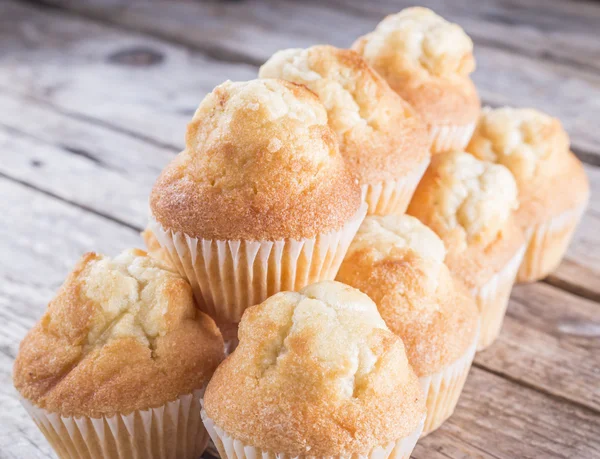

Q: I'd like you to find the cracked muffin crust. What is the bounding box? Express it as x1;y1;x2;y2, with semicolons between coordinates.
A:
408;151;525;289
203;281;425;457
13;249;224;418
466;107;590;227
336;216;479;376
259;45;429;186
352;7;480;128
150;79;361;241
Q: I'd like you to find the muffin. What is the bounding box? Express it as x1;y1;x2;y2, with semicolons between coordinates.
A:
259;45;430;215
142;227;173;267
337;215;479;435
149;79;365;328
14;249;224;459
202;281;426;459
352;7;480;154
408;151;526;349
467;107;590;282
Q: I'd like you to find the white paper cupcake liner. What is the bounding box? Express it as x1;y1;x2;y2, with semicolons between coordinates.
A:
517;203;588;283
361;157;430;216
428;122;476;154
149;204;367;325
472;243;527;350
201;410;424;459
21;389;207;459
419;333;477;436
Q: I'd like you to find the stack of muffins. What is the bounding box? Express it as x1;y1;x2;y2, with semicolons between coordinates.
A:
14;7;589;459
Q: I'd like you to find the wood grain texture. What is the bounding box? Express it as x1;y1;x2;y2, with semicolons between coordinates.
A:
32;0;600;162
476;283;600;412
414;367;600;459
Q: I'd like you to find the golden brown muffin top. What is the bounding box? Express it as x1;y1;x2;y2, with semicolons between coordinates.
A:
13;249;224;418
408;151;525;288
259;45;430;185
336;216;478;376
352;7;480;125
204;281;425;457
467;107;590;225
150;79;361;241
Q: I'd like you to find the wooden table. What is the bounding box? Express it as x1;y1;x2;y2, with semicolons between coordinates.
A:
1;1;599;457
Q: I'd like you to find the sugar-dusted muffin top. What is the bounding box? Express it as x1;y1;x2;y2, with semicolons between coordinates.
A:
352;7;480;125
467;107;590;223
203;281;425;457
150;79;361;241
336;216;478;376
13;249;224;418
408;151;525;288
259;46;429;185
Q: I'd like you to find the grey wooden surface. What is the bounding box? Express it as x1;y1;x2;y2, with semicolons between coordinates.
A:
0;1;599;458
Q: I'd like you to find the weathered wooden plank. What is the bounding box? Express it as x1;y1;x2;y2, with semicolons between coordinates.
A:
0;0;256;148
476;283;600;411
25;0;600;161
415;367;600;459
547;259;600;303
0;177;598;458
0;89;174;229
41;0;600;70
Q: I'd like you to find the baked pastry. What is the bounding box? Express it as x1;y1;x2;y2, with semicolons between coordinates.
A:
408;151;526;349
142;227;173;267
202;281;426;459
149;79;365;328
352;7;480;154
259;45;430;215
467;107;590;282
13;249;224;459
337;215;479;435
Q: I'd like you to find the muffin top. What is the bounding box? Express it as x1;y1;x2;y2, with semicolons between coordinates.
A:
13;249;224;418
408;151;525;288
336;216;478;376
259;45;430;185
352;7;480;125
203;281;425;457
150;79;361;241
467;107;590;224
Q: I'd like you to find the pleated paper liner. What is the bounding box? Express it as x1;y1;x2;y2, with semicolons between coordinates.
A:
419;335;478;436
201;410;425;459
517;203;588;283
428;122;476;155
20;389;207;459
361;158;430;216
473;243;527;350
149;204;367;325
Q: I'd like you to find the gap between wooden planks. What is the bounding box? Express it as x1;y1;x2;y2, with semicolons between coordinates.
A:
0;176;599;458
0;0;599;295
